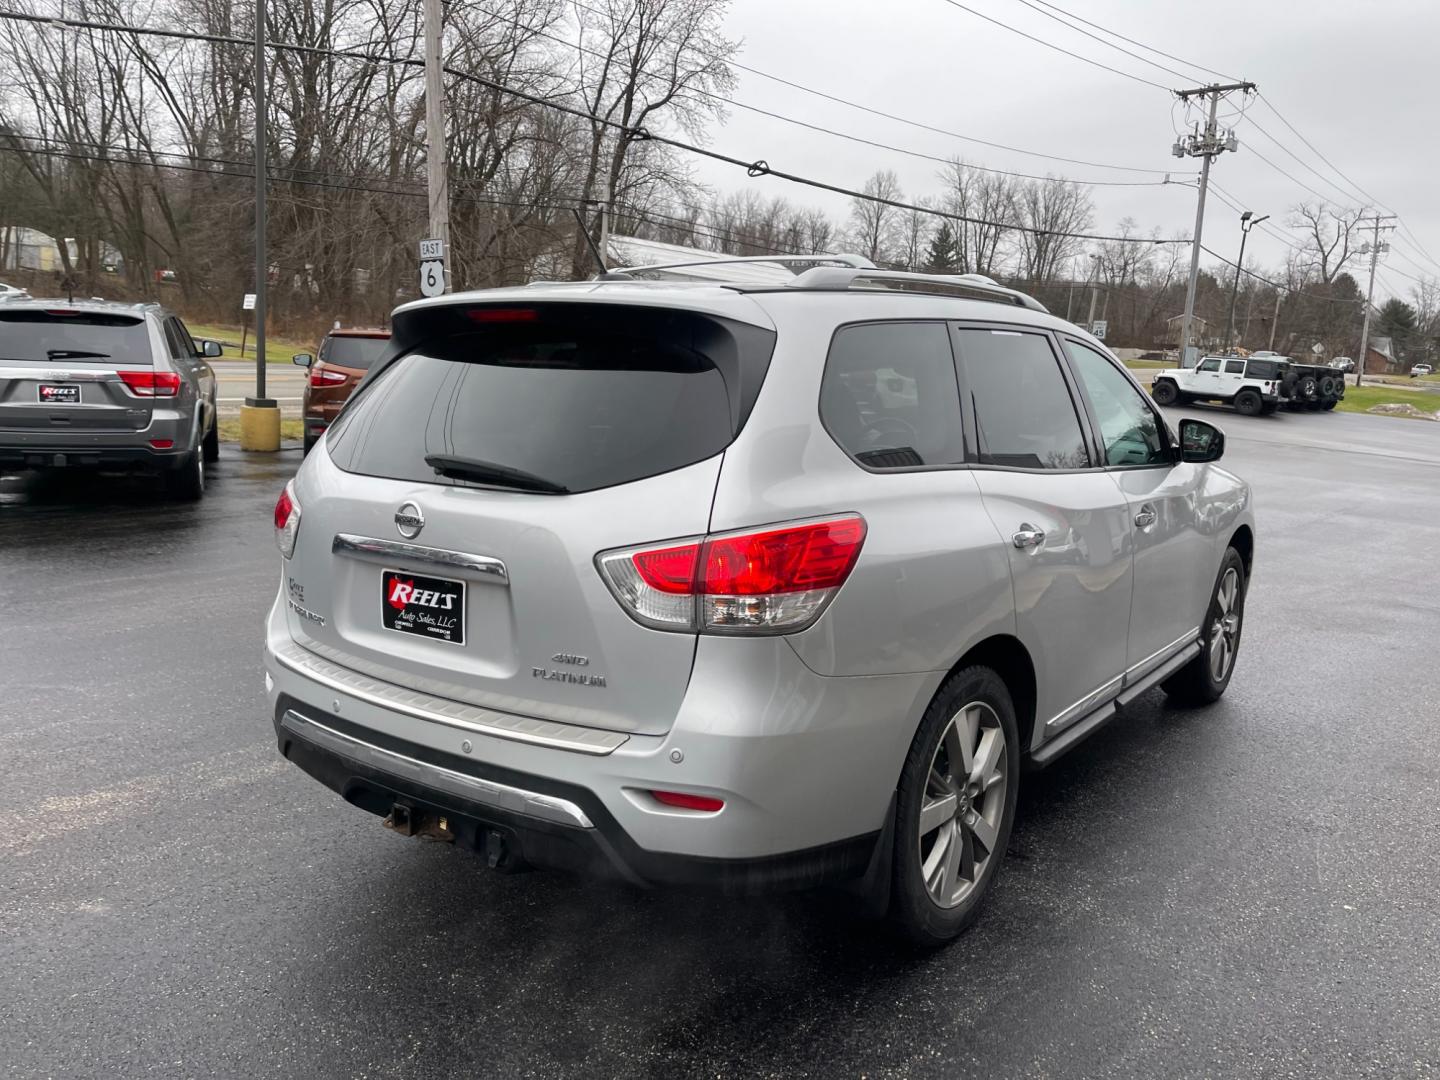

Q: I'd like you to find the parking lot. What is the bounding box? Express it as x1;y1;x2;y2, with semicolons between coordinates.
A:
2;407;1438;1078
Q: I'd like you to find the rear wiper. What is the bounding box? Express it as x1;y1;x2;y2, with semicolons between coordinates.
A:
47;349;110;359
424;454;569;494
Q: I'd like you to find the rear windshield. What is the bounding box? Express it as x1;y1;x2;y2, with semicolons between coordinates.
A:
0;310;151;364
327;305;775;494
320;334;388;370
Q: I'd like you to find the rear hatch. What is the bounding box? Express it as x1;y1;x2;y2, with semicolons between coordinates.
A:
0;308;156;433
285;299;775;736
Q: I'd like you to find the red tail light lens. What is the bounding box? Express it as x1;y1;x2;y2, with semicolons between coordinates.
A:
308;367;349;387
467;307;538;323
274;480;301;558
119;370;181;397
650;790;725;813
597;515;867;634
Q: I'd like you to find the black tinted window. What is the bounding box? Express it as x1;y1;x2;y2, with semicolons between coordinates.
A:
321;335;389;370
1064;340;1168;467
957;328;1089;469
1248;359;1284;379
1224;360;1245;374
328;306;774;494
1198;358;1221;372
0;310;152;364
820;322;964;469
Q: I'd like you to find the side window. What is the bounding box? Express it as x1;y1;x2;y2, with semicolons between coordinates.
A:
172;319;199;357
1198;358;1221;373
1224;359;1246;375
956;328;1089;470
820;322;965;469
161;318;187;359
1064;340;1169;467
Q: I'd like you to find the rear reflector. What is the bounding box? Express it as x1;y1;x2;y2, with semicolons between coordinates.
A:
597;515;867;634
650;790;725;813
118;370;181;397
148;438;174;449
466;307;538;324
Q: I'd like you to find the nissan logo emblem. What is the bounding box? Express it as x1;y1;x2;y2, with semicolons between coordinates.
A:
394;502;425;539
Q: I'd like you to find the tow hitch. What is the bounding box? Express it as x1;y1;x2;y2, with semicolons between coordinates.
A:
383;801;455;843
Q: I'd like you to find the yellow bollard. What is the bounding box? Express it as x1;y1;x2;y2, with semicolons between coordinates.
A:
239;403;281;451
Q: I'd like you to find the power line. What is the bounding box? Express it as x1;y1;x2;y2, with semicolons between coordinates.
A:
557;0;1177;176
478;4;1184;187
1243;116;1367;210
0;9;1191;245
1199;243;1366;304
1007;0;1196;83
931;0;1171;92
1022;0;1239;82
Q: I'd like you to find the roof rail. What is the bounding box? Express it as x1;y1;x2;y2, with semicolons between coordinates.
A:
785;267;1048;313
602;253;876;280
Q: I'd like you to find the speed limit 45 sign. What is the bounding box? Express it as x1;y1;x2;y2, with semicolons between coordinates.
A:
418;238;446;298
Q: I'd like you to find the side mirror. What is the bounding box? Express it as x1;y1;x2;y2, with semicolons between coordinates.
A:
293;352;314;368
1178;418;1225;463
198;339;223;359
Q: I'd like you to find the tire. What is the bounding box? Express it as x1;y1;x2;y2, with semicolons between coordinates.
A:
164;449;205;501
889;665;1020;947
1234;389;1263;416
202;416;220;463
1318;375;1337;399
1321;399;1338;411
1151;379;1179;406
1162;547;1246;706
1295;375;1318;402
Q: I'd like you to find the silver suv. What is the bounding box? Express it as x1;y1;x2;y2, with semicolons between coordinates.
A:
264;258;1254;944
0;298;220;498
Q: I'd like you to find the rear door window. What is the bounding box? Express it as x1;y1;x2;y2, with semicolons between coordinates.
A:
820;322;964;469
1224;360;1246;375
327;305;775;495
321;335;389;370
956;328;1090;470
0;310;152;364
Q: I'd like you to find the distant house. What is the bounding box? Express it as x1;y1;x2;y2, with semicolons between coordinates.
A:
0;226;65;272
1363;335;1400;375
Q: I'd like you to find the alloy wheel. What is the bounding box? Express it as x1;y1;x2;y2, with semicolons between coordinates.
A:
1208;567;1241;681
917;701;1007;909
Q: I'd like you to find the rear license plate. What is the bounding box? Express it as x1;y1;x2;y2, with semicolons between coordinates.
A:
381;568;465;645
39;384;80;404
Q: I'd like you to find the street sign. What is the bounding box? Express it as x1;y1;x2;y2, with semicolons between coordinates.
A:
1091;320;1107;340
419;260;445;298
242;293;256;311
1311;342;1324;354
418;237;445;297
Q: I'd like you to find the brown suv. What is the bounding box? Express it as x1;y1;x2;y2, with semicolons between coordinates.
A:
294;328;389;453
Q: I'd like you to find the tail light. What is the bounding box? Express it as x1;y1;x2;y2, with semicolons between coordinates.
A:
309;367;348;387
467;307;538;324
274;479;302;558
119;370;181;397
596;515;866;634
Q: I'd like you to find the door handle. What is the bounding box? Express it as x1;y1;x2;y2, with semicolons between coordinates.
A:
1134;505;1158;529
1012;524;1045;549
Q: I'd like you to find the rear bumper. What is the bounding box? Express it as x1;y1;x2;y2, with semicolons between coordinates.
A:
273;695;880;892
0;443;193;470
264;593;938;889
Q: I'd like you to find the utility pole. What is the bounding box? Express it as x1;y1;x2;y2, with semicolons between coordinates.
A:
1086;253;1100;332
1354;214;1397;388
1173;81;1256;365
1267;291;1282;351
240;0;278;451
424;0;450;291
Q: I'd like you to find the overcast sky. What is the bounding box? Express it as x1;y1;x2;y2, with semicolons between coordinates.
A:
686;0;1440;302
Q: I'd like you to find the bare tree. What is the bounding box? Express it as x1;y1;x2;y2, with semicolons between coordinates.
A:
1289;202;1367;284
1015;176;1092;286
938;159;1016;277
848;169;903;265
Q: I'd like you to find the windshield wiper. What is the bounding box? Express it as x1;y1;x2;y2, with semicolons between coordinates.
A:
424;454;569;494
47;349;111;360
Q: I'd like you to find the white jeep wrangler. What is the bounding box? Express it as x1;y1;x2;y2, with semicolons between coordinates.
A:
1150;355;1287;416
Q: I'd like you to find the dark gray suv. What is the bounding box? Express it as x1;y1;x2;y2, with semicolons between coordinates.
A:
0;299;220;498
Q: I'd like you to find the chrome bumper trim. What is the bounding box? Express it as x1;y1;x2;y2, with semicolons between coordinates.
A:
280;710;594;829
270;639;629;756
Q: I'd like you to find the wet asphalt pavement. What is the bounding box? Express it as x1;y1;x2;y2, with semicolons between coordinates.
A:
2;409;1439;1079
